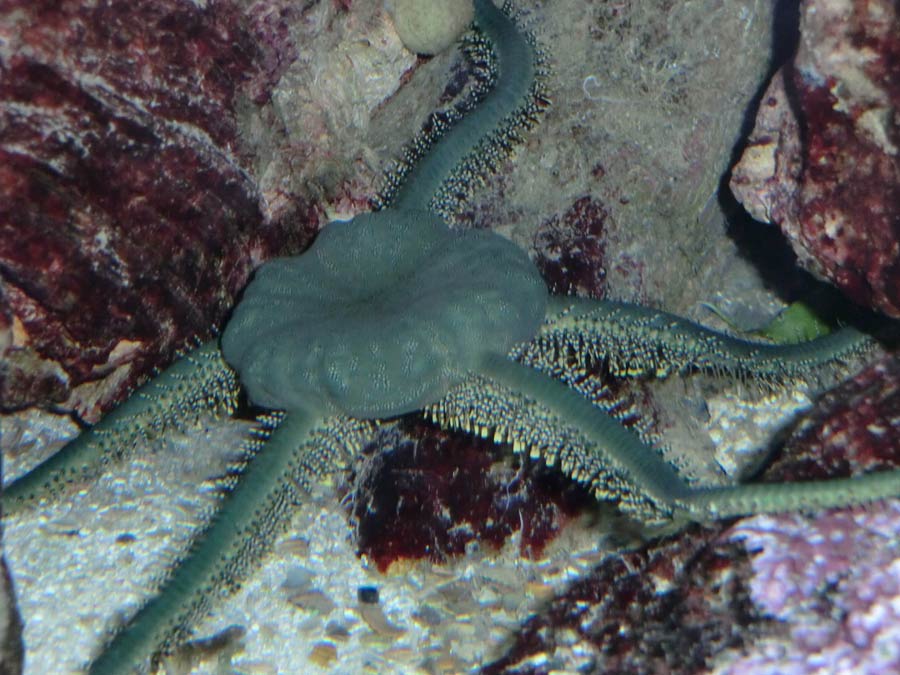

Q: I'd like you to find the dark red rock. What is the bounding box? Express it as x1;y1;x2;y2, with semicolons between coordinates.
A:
533;196;609;298
731;0;900;318
244;0;302;105
472;352;900;674
349;421;595;572
713;355;900;673
347;351;669;574
481;524;765;675
0;0;315;418
763;354;900;483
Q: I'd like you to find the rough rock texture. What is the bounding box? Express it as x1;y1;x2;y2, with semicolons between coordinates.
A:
481;524;766;675
532;195;610;298
713;355;900;675
349;421;595;572
480;355;900;675
718;503;900;675
0;556;23;675
0;0;296;417
0;0;416;420
470;0;772;314
731;0;900;318
763;354;900;483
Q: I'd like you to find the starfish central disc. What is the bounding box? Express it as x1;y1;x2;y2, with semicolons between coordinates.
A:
222;210;548;418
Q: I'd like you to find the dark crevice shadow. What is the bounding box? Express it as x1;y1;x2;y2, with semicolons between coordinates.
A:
716;0;804;304
715;0;894;338
717;0;800;302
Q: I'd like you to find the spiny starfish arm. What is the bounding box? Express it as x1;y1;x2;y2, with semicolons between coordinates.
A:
680;470;900;521
87;410;374;675
429;358;687;522
529;296;873;382
386;0;548;218
2;341;238;516
466;353;900;524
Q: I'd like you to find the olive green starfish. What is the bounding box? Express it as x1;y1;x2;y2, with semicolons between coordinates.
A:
2;1;897;674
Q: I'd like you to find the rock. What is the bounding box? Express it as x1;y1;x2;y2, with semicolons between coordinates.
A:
731;0;900;317
0;553;23;675
481;524;765;675
0;0;290;417
764;353;900;482
388;0;474;56
350;420;594;571
0;0;416;419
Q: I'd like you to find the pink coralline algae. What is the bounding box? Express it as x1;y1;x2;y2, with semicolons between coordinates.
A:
0;0;312;417
719;504;900;675
730;0;900;318
481;355;900;675
715;355;900;674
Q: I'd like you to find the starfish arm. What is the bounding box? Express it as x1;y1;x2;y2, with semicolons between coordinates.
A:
471;352;900;523
533;296;873;381
476;352;692;503
87;409;373;675
681;470;900;520
387;0;545;216
431;355;692;521
2;340;238;516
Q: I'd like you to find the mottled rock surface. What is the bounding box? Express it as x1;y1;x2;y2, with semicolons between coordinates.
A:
350;421;595;571
763;353;900;482
718;502;900;675
0;0;414;419
482;524;765;675
0;556;23;675
724;6;900;667
0;0;295;417
731;0;900;318
714;355;900;675
533;195;610;298
480;354;900;675
473;0;773;313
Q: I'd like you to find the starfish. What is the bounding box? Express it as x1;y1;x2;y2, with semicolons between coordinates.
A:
3;1;899;673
